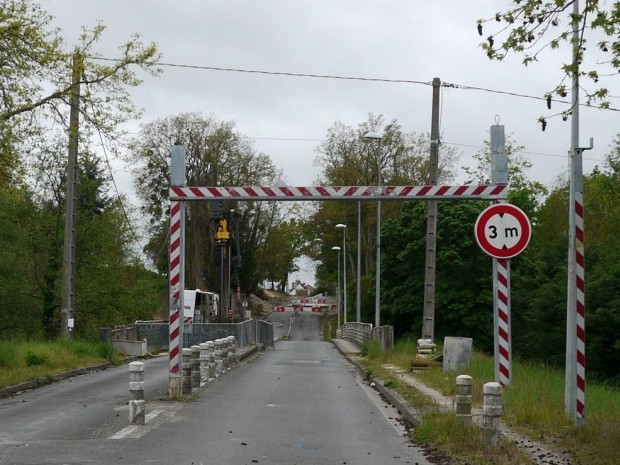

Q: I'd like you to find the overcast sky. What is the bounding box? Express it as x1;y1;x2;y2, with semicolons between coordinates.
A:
41;0;619;284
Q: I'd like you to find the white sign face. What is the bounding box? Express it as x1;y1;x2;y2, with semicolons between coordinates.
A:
475;204;531;259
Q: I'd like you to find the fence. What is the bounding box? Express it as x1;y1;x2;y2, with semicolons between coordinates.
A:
105;319;274;352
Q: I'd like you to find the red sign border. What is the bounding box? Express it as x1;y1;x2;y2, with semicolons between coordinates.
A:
475;204;531;259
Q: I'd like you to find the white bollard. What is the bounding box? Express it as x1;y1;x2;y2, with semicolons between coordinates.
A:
191;345;201;389
214;339;223;376
229;336;238;365
199;343;209;383
182;348;192;394
482;382;502;446
455;375;473;424
221;337;229;371
129;361;145;425
206;341;215;379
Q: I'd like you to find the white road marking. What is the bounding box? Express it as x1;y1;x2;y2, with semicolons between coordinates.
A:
108;409;163;440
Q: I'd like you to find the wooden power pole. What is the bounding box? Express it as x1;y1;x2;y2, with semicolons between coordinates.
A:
61;52;82;338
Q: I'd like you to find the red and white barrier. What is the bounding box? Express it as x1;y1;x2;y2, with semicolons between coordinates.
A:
170;184;508;202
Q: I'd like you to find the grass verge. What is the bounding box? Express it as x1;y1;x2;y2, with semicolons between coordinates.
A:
0;339;119;389
356;338;620;465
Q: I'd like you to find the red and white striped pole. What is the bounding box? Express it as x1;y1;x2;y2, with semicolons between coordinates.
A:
490;124;511;386
168;201;182;375
575;192;586;420
566;0;591;426
494;258;511;386
169;145;186;398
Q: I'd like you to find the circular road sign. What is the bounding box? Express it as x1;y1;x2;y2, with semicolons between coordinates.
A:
475;203;531;259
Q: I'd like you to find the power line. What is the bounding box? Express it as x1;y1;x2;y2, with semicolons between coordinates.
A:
85;87;145;253
91;56;620;112
443;141;604;162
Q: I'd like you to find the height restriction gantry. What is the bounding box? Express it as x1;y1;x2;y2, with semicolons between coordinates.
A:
170;184;508;202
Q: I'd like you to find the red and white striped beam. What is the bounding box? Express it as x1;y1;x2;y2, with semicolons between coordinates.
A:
168;201;182;376
169;184;508;201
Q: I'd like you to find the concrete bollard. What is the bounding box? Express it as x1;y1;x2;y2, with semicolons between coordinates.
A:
199;343;209;383
191;345;201;389
229;336;238;365
221;338;229;371
206;341;215;379
482;382;502;446
214;339;223;376
455;375;473;424
182;348;192;395
129;361;145;425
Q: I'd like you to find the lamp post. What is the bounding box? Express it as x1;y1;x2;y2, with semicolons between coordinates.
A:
363;131;383;328
336;224;347;324
332;246;341;329
356;203;361;322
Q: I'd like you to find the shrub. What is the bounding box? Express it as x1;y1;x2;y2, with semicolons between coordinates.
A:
25;352;49;367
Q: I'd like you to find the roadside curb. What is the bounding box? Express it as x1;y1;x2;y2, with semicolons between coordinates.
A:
331;339;422;427
0;361;114;399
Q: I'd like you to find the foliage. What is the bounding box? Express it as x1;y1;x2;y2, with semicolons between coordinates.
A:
309;114;460;320
478;1;619;115
127;113;298;297
0;0;160;150
381;200;495;348
377;128;620;384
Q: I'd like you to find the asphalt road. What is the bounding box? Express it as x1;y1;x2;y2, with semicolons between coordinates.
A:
0;312;433;464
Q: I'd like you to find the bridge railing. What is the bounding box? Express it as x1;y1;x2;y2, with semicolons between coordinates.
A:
337;322;394;351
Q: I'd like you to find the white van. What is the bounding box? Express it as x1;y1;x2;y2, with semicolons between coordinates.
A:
183;289;220;324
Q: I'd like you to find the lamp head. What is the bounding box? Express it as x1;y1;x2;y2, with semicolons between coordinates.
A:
363;131;384;140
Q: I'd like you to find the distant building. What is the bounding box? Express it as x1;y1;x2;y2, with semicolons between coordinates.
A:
289;279;316;297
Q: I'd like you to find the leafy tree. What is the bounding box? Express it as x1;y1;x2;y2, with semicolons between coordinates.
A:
128;113;292;297
309;114;459;320
510;135;620;381
0;0;160;184
260;217;306;292
478;0;619;111
381;200;495;348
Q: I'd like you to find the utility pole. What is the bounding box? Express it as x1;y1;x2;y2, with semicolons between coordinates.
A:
565;0;592;426
421;77;441;342
61;52;82;339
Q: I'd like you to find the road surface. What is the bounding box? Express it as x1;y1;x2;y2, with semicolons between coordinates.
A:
0;312;434;464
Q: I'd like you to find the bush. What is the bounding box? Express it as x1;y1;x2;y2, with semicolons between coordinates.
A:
360;340;382;359
25;352;49;367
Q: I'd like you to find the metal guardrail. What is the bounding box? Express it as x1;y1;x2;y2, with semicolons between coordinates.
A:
337;323;394;351
339;322;373;346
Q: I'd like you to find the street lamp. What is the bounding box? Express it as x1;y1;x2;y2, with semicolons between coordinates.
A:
363;131;384;328
335;224;347;325
332;246;341;329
